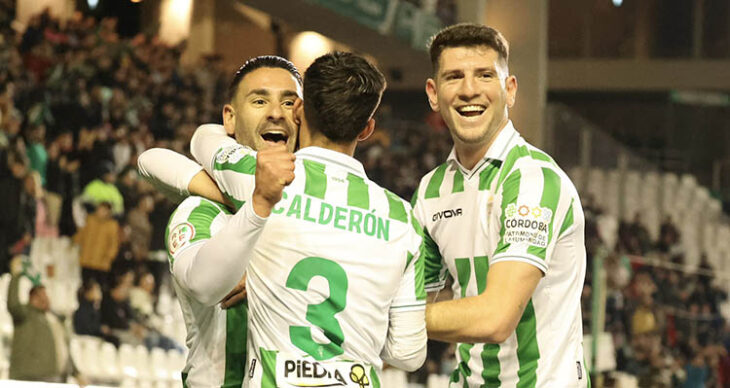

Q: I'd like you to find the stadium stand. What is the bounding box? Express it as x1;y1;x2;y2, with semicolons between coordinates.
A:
0;2;728;387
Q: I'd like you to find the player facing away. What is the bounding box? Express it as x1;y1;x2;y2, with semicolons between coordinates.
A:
138;56;303;387
412;24;589;387
187;52;427;388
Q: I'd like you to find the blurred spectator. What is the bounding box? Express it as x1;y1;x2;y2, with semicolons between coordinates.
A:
126;194;154;261
45;131;81;236
0;149;32;273
80;161;124;216
73;202;120;286
101;271;144;346
73;278;117;346
24;124;47;186
7;257;85;383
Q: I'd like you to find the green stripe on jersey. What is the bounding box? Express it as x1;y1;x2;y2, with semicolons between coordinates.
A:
474;256;488;294
181;372;188;388
497;145;529;187
559;198;575;236
455;258;471;298
495;170;522;254
481;344;501;386
529;150;553;164
346;173;369;210
410;185;419;207
452;169;464;193
260;348;278;388
479;160;502;190
384;190;408;223
457;343;474;385
187;200;227;243
422;228;444;286
222;303;248;387
214;153;256;174
370;367;380;388
425;163;447;199
303;159;327;199
414;249;426;300
526;168;561;260
516;300;540;388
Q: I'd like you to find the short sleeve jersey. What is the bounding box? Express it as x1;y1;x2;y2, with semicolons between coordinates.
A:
204;144;425;388
165;196;248;387
412;122;589;388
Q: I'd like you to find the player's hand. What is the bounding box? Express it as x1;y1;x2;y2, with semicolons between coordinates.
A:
253;144;295;217
220;273;247;309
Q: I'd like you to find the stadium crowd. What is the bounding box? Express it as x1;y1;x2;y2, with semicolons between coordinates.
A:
0;3;729;387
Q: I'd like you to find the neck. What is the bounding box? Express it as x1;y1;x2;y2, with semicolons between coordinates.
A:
300;125;357;156
454;120;508;170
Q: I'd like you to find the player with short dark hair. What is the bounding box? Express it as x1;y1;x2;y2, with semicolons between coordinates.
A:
414;23;589;387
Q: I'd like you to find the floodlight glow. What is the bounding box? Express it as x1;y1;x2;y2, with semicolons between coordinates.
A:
290;31;333;72
88;0;99;9
612;0;623;6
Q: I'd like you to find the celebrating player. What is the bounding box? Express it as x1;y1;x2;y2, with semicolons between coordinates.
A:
138;55;302;387
187;52;427;387
412;24;589;387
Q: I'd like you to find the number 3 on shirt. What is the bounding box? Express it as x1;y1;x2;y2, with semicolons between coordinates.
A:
286;257;348;360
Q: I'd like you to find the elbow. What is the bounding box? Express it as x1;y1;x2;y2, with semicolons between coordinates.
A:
473;320;513;344
400;347;427;372
186;279;222;307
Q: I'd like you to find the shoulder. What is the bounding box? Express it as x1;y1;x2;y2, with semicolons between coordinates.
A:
212;144;257;174
412;161;450;205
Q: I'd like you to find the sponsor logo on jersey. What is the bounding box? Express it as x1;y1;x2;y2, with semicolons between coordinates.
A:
503;203;552;248
168;222;195;256
432;208;463;222
276;356;371;388
215;145;251;165
215;145;239;164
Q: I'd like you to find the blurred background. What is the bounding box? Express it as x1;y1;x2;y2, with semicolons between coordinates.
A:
0;0;728;386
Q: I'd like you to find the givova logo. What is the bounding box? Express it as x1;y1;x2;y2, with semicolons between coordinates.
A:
503;203;553;248
432;208;463;222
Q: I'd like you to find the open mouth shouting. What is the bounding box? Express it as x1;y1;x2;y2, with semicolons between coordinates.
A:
260;129;290;147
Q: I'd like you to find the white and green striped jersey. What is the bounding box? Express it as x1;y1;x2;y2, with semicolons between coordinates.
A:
412;122;588;388
203;144;426;388
165;196;248;388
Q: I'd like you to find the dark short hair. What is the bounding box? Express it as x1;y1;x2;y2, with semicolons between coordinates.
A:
303;51;386;143
30;284;46;297
428;23;509;74
227;55;302;102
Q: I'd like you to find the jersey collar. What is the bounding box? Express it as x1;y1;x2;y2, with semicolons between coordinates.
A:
446;120;519;177
296;146;367;178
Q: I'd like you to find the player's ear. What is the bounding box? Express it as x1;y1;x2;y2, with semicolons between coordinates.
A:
222;104;235;136
293;98;303;126
425;78;439;112
357;118;375;142
505;75;517;108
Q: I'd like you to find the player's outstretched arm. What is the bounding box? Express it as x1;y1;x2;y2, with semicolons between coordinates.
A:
138;148;228;205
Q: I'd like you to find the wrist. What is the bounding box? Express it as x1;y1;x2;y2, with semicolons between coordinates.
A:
251;191;274;218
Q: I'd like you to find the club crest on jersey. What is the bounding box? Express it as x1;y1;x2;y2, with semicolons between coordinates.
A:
276;357;371;388
503;203;552;248
168;222;195;256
